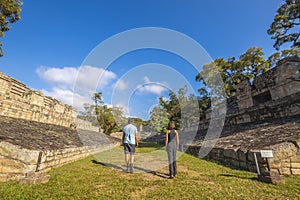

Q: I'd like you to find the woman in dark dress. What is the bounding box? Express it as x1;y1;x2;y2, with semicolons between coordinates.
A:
165;121;179;178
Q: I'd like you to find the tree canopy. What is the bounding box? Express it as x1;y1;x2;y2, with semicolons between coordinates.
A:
267;0;300;50
196;46;270;98
148;86;203;133
0;0;23;57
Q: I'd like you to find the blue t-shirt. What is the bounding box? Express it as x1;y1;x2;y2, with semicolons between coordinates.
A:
123;124;137;144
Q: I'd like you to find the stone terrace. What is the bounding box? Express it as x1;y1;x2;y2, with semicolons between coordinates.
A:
184;115;300;175
193;115;300;150
0;116;120;182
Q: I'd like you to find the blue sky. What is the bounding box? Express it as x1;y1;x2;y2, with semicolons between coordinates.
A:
0;0;282;120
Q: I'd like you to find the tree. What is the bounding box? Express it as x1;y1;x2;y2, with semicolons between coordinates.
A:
239;46;270;78
148;105;169;133
97;105;116;134
267;0;300;50
77;103;99;126
92;92;127;134
0;0;23;57
148;86;202;132
196;46;270;98
267;48;300;67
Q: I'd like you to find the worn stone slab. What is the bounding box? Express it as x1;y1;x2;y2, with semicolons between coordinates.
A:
291;163;300;169
0;142;40;164
291;168;300;175
279;167;291;175
290;155;300;163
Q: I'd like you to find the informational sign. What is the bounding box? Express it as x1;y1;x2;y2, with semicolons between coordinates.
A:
260;150;273;158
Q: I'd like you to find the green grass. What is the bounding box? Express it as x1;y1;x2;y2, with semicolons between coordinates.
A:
0;142;299;199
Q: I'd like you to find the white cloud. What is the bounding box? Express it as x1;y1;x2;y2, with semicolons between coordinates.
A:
36;66;77;89
41;88;92;111
137;76;167;95
36;65;117;92
76;66;117;92
36;65;117;111
113;79;128;91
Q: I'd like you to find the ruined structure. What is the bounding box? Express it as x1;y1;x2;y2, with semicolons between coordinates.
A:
144;57;300;181
185;57;300;180
0;72;119;183
234;56;300;123
0;72;75;127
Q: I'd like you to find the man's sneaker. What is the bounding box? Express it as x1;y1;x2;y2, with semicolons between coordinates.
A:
126;164;130;173
129;164;133;174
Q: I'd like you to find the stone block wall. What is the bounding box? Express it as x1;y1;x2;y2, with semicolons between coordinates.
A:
184;139;300;175
0;140;119;182
236;57;300;110
75;118;99;132
0;72;75;127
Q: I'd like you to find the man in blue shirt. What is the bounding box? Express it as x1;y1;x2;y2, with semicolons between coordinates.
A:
122;118;138;173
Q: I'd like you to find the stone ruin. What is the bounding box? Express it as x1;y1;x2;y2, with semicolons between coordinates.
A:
184;57;300;183
143;57;300;183
0;72;120;183
0;57;299;184
0;72;75;127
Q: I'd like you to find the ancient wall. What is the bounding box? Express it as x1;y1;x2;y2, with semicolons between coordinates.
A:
201;57;300;127
184;139;300;175
75;118;99;132
0;140;119;182
0;72;75;127
236;56;300;110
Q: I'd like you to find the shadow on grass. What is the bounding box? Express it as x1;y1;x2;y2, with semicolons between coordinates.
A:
138;142;162;149
92;160;124;171
91;159;170;179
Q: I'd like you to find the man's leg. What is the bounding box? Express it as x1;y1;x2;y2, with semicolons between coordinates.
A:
125;154;130;172
129;154;134;173
128;144;136;173
124;144;130;172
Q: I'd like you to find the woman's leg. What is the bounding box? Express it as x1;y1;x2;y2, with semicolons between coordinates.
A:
167;146;174;177
173;148;177;176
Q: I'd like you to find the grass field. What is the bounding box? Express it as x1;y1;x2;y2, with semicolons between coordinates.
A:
0;142;299;199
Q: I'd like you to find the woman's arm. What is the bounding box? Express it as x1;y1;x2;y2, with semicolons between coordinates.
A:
165;130;169;147
176;130;179;148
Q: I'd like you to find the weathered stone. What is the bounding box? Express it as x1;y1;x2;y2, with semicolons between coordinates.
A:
278;167;291;175
239;161;248;170
291;163;300;169
268;160;282;168
291;168;300;175
281;162;291;168
0;155;26;173
0;72;75;127
0;142;40;164
224;148;238;159
258;171;285;184
237;149;247;162
269;142;298;160
291;155;300;163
